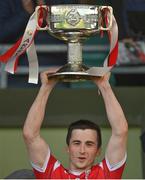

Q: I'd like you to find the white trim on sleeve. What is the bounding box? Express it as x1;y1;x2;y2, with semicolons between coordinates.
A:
105;153;127;171
31;147;50;173
53;160;61;171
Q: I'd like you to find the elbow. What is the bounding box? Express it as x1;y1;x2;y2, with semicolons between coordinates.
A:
119;122;128;137
22;127;33;142
23;126;39;143
121;125;128;138
114;120;128;137
123;120;128;133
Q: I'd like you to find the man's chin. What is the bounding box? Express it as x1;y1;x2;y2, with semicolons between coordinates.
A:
75;163;89;171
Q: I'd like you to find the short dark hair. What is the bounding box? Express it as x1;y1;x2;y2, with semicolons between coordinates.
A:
66;119;102;148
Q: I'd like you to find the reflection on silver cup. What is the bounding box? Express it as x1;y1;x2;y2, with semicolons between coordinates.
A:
36;5;113;82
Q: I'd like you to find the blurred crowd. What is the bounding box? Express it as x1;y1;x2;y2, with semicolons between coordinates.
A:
114;0;145;66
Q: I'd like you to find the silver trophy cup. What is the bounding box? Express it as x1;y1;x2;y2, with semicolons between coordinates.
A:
36;4;113;82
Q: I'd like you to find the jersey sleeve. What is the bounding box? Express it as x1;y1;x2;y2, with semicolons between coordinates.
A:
101;153;127;179
31;148;60;179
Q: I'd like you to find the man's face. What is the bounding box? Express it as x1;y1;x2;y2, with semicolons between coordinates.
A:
67;129;100;171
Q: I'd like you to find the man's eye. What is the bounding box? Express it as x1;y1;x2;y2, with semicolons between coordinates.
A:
86;143;94;147
73;142;80;145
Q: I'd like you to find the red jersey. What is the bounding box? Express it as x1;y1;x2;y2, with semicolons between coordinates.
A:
32;152;126;179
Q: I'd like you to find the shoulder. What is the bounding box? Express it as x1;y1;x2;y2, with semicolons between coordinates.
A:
32;151;66;179
90;156;126;179
32;152;60;173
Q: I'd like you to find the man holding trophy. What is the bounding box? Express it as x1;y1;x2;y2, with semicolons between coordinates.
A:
23;69;128;179
21;3;128;179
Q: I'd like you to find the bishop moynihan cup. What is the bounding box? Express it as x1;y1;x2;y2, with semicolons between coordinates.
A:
36;4;113;82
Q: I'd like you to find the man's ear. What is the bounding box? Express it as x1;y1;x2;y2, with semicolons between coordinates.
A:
65;146;69;153
96;148;101;157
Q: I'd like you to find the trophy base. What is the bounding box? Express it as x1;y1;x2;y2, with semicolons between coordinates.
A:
48;64;97;82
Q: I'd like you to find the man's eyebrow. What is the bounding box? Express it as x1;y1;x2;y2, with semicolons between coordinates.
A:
72;140;81;143
71;140;96;144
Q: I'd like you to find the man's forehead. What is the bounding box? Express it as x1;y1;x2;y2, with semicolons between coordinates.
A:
71;129;97;140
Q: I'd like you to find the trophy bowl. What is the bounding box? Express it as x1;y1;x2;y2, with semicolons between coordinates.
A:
36;4;113;82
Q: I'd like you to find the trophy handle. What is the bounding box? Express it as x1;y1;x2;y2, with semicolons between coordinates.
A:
35;5;49;30
99;6;113;31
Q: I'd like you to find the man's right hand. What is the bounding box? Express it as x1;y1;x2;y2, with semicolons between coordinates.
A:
40;68;60;89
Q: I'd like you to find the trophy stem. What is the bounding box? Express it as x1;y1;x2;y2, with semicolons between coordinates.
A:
68;42;82;64
47;41;92;82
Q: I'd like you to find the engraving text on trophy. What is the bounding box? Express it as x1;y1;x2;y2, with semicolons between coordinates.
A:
66;9;81;26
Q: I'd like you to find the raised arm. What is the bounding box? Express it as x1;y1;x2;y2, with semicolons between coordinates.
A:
23;69;57;168
93;73;128;166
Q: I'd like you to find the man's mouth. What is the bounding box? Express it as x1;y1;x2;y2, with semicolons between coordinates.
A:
78;157;86;161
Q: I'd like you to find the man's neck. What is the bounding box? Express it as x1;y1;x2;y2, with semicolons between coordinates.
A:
69;168;91;176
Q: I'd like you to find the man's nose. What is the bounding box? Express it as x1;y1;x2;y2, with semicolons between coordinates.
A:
80;144;85;154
